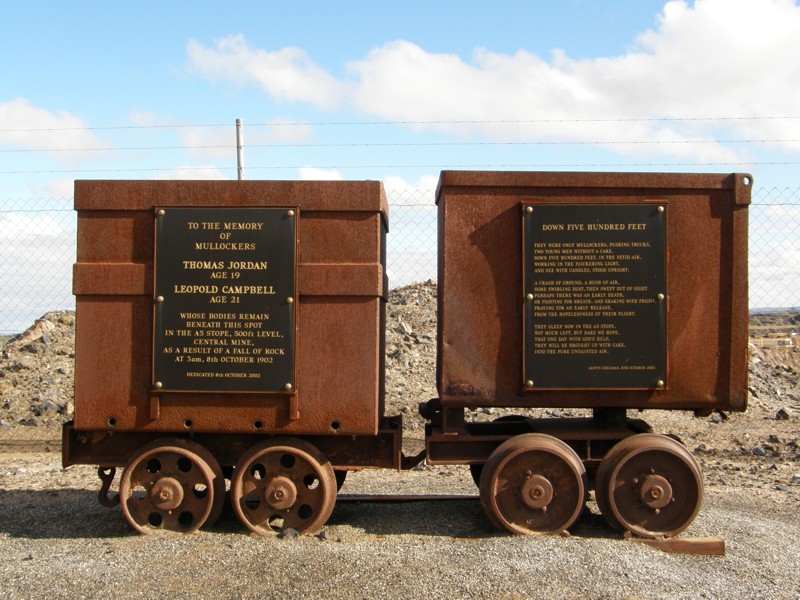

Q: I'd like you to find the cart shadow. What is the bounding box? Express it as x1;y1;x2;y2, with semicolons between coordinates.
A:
0;488;620;541
326;496;619;540
0;488;128;539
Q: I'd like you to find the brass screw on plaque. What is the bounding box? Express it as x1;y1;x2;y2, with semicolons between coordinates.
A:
284;383;293;391
154;382;163;389
525;206;533;214
526;293;534;301
156;296;164;303
287;209;295;217
157;209;166;217
526;380;534;388
657;206;665;213
656;380;665;387
286;297;294;304
657;293;665;301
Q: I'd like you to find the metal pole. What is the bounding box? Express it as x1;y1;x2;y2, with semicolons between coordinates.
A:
236;118;245;180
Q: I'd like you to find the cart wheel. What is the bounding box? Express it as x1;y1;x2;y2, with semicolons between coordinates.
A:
595;433;703;538
480;433;586;535
119;438;218;534
231;438;337;536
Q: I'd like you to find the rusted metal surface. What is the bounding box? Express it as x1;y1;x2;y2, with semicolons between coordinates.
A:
595;433;703;539
337;494;476;503
72;180;388;436
231;438;337;535
424;407;652;467
479;433;587;535
628;536;726;556
436;170;750;412
96;467;120;508
118;438;220;534
63;417;403;471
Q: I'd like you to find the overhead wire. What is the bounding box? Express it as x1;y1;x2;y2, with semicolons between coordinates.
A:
1;114;800;133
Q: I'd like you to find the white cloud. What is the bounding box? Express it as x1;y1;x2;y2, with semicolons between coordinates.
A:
154;165;229;180
383;174;438;206
187;0;800;163
33;178;75;200
186;35;347;111
750;201;800;307
0;213;66;240
180;120;314;161
0;98;109;164
750;240;800;308
297;167;343;180
0;212;75;332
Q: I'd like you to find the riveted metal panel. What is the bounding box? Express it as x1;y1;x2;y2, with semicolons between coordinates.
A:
72;180;387;436
436;171;750;412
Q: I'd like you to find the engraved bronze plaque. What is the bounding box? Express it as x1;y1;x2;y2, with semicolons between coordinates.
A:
153;207;296;392
523;203;666;389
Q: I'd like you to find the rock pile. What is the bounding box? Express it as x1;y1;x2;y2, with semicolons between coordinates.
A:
748;343;800;420
0;312;75;428
384;281;438;435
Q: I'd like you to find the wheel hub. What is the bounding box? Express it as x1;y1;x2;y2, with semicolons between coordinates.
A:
265;476;298;510
639;474;673;509
521;474;554;510
150;476;184;511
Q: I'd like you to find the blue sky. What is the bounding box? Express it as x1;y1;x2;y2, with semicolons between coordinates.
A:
0;0;799;328
3;0;800;198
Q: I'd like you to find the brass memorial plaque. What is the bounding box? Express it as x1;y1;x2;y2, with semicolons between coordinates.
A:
153;207;296;392
523;204;666;389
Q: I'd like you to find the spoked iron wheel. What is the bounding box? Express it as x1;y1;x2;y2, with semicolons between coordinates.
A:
479;433;586;535
595;433;703;538
119;438;219;534
231;438;337;536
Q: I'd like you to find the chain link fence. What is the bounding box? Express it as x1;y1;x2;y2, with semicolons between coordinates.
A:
0;188;798;335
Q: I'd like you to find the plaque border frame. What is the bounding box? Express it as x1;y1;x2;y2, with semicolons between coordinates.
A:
521;200;669;392
150;205;299;396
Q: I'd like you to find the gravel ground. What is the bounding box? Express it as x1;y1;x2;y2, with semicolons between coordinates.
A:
0;453;799;599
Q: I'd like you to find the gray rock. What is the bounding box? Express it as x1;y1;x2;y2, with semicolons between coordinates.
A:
277;528;299;539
